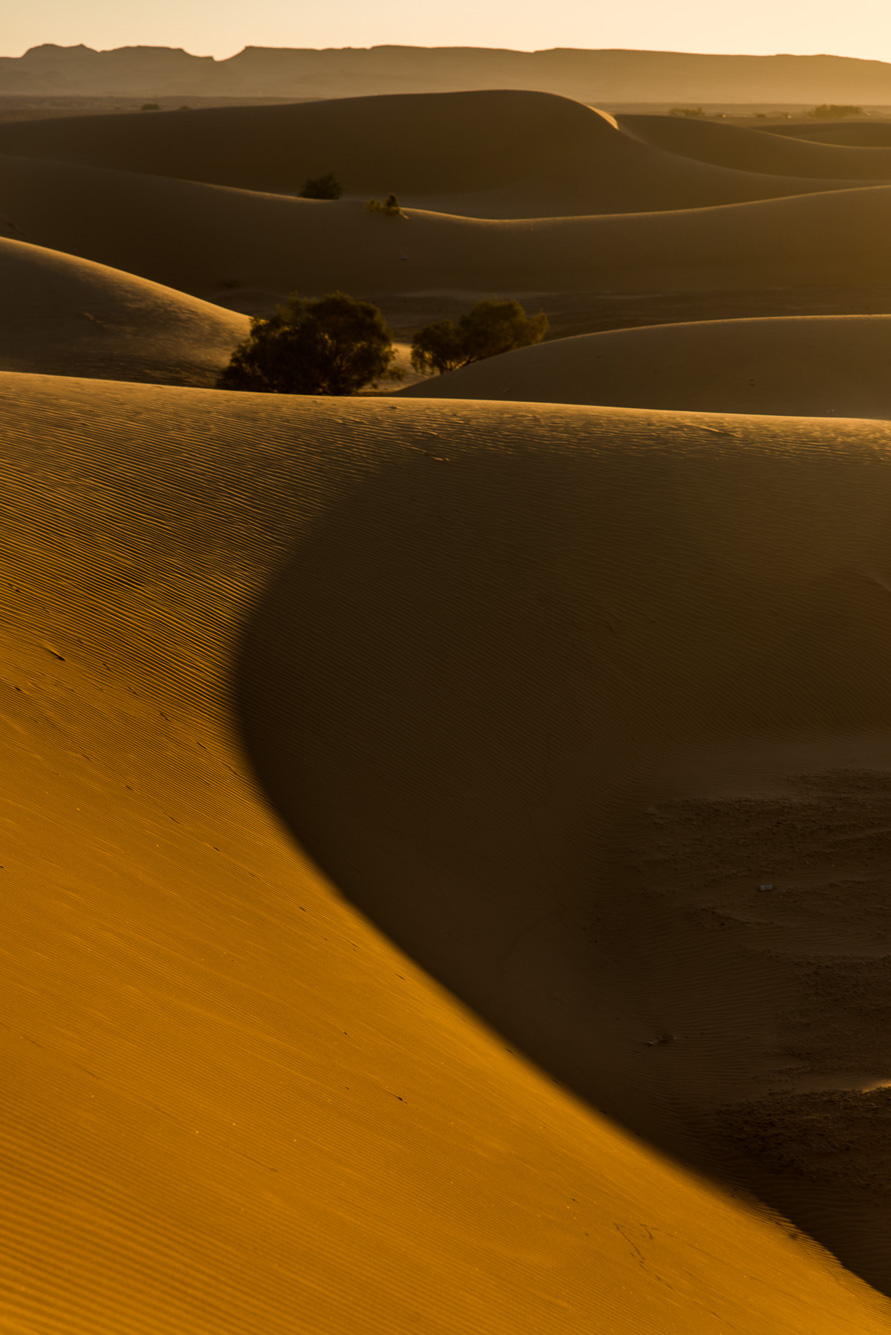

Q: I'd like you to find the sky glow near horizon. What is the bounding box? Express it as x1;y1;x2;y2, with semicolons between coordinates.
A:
4;0;891;64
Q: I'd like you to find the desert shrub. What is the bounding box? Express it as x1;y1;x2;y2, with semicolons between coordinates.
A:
365;194;404;216
218;291;397;396
669;106;706;118
411;298;548;376
140;102;161;111
807;103;863;119
410;320;467;375
299;172;343;200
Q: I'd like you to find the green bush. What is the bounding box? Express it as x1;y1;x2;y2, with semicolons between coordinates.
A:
365;194;404;216
807;103;864;119
411;299;549;376
299;172;343;200
218;291;398;396
140;102;161;111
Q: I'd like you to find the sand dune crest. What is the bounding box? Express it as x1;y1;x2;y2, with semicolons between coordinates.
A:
398;314;891;418
2;372;889;1332
4;153;891;301
619;113;891;179
0;90;879;217
0;234;247;384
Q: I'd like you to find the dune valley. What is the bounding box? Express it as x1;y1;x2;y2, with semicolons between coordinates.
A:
5;64;891;1335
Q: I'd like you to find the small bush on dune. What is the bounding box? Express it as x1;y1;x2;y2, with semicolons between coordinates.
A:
669;106;706;118
365;194;404;216
411;299;549;376
218;291;398;396
299;172;343;200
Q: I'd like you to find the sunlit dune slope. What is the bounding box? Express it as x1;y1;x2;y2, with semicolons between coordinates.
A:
5;372;886;1334
0;234;247;385
3;153;891;299
399;315;891;418
619;114;891;178
770;122;891;147
0;90;877;217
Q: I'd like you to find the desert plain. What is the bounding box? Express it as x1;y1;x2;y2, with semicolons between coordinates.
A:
5;48;891;1335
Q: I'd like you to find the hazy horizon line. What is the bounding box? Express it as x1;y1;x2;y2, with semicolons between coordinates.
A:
4;40;890;64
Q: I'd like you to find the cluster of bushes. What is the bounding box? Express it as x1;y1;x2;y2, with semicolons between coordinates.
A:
299;173;406;217
218;293;548;396
806;103;864;119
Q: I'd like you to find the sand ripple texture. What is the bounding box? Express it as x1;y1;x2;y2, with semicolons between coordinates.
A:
2;374;891;1334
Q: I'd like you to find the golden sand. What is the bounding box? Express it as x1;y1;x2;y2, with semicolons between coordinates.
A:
6;86;891;1333
0;234;247;384
0;91;883;215
3;375;891;1333
399;314;891;418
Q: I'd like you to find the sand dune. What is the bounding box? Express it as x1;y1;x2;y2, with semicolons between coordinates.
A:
770;122;891;147
0;234;247;384
0;91;879;217
4;153;891;301
398;315;891;418
6;371;890;1332
619;114;891;179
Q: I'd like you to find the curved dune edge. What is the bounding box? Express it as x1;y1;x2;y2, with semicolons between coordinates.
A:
770;122;891;147
398;314;891;419
2;371;888;1334
238;395;891;1297
618;114;891;179
4;154;891;300
0;234;248;384
0;90;878;217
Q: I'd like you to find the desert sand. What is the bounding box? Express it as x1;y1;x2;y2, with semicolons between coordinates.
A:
0;92;885;215
6;79;891;1335
398;314;891;418
771;122;891;146
0;234;247;383
4;152;891;304
4;374;891;1334
618;113;891;178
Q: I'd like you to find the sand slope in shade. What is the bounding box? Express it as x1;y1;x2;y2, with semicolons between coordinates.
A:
0;235;247;385
0;91;880;217
770;122;891;147
619;114;891;178
4;154;891;300
237;397;891;1298
398;315;891;418
2;371;889;1335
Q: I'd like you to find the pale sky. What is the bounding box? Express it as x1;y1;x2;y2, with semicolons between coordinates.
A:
4;0;891;64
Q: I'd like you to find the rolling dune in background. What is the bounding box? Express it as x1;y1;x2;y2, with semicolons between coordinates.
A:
0;234;247;384
7;78;891;1334
4;153;891;301
398;314;891;418
618;114;891;178
6;374;889;1334
0;92;884;216
770;122;891;147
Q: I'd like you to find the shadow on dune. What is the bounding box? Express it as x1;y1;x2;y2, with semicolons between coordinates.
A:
234;431;891;1295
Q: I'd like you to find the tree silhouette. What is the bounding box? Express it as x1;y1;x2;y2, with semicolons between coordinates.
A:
411;299;548;376
218;292;397;396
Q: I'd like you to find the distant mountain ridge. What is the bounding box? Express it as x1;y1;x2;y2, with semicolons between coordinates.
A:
3;43;891;104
